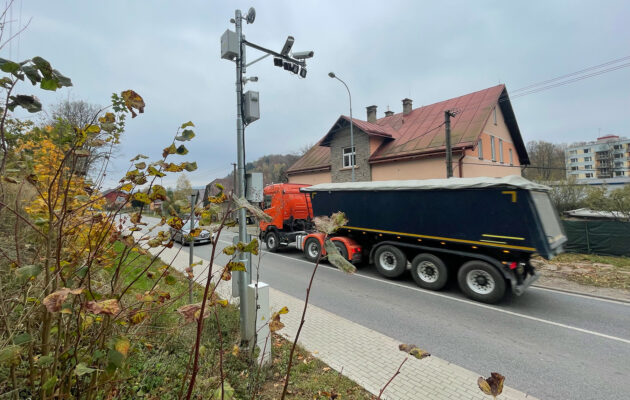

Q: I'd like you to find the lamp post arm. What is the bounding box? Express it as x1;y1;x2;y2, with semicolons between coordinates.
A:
333;76;355;182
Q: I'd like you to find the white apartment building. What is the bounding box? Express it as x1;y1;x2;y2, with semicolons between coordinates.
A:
566;135;630;180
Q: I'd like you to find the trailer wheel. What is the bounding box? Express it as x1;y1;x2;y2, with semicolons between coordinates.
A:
333;241;348;260
374;245;407;278
457;260;506;303
410;253;448;290
304;238;321;262
265;231;279;253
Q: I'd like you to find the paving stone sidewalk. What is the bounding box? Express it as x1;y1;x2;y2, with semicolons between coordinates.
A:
148;244;539;400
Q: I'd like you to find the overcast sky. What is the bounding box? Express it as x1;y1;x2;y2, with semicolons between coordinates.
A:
6;0;630;188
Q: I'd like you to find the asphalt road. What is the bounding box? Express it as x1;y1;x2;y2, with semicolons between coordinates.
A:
146;219;630;400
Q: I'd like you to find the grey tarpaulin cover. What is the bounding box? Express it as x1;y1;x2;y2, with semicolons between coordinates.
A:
301;175;550;192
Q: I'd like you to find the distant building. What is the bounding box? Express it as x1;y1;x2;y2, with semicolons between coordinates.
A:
287;84;530;184
566;135;630;180
102;189;128;207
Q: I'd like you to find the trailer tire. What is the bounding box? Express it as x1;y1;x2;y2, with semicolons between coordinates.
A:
333;241;348;260
374;245;407;278
265;231;279;253
304;238;322;263
410;253;448;290
458;260;506;303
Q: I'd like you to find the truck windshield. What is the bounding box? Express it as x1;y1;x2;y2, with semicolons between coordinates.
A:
531;191;565;245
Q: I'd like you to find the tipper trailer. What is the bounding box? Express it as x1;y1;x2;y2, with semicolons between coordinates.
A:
259;176;566;303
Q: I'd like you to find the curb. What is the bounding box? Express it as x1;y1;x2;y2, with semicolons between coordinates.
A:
531;284;630;304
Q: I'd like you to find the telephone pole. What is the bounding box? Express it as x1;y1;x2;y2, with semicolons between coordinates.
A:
444;109;459;178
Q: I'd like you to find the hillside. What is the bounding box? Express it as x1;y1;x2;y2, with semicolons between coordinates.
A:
206;153;301;194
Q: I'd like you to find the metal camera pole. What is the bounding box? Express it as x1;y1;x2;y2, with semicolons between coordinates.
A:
188;191;198;303
234;8;252;348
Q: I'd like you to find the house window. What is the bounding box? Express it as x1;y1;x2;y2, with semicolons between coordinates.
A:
509;149;513;165
343;146;356;168
478;138;483;159
499;139;504;163
490;136;496;161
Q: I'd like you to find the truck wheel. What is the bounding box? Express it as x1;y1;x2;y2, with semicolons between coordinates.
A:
265;231;279;252
333;241;348;260
374;245;407;278
410;253;448;290
304;238;321;262
457;260;506;303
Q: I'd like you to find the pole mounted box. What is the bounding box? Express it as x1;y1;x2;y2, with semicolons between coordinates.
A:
221;29;239;60
245;172;264;203
243;91;260;123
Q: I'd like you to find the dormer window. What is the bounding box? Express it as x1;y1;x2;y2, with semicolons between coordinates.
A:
343;146;356;168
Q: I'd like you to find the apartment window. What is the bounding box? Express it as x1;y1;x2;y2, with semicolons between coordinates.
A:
570;158;578;163
584;156;592;162
615;171;626;176
614;153;623;159
569;150;577;155
615;162;623;168
614;144;623;150
509;149;513;166
571;166;578;171
490;136;496;161
585;173;593;178
583;148;590;153
499;139;504;163
477;138;483;159
342;146;356;168
585;164;593;170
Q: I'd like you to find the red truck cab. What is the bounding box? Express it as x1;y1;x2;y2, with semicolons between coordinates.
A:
259;183;361;263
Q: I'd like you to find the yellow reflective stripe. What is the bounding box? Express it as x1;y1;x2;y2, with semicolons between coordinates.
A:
482;234;525;241
342;226;536;252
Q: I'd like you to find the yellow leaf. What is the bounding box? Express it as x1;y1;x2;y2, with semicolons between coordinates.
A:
115;338;130;357
217;299;228;307
121;89;145;118
232;345;240;357
278;306;289;315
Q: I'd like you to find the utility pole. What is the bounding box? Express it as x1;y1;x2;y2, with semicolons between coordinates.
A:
188;191;198;303
444;109;459;178
221;7;313;350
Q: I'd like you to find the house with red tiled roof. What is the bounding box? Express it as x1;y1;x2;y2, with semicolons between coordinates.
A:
287;84;529;184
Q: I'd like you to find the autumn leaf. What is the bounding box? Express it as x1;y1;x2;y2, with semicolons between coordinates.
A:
278;306;289;315
99;112;116;132
114;337;130;356
43;288;83;313
147;165;166;177
398;343;430;360
85;299;120;316
324;240;356;274
314;212;348;234
74;362;97;376
227;261;246;272
162;144;177;158
232;195;272;222
176;144;188;155
269;312;285;332
130;154;148;162
132;192;151;204
478;372;505;398
149;185;167;201
181;121;195;129
176;303;209;323
175;129;195;141
121;89;145;118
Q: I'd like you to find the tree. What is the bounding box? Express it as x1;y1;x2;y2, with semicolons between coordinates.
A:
523;140;566;182
548;176;588;213
584;185;630;221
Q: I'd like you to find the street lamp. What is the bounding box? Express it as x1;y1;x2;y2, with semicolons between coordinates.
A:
328;72;355;182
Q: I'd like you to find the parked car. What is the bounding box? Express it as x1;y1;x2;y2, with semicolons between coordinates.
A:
170;220;215;245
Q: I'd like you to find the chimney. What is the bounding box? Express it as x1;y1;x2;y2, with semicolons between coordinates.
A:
402;98;412;115
366;105;377;123
385;110;394;117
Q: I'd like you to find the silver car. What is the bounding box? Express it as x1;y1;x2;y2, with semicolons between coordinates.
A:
170;220;215;245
